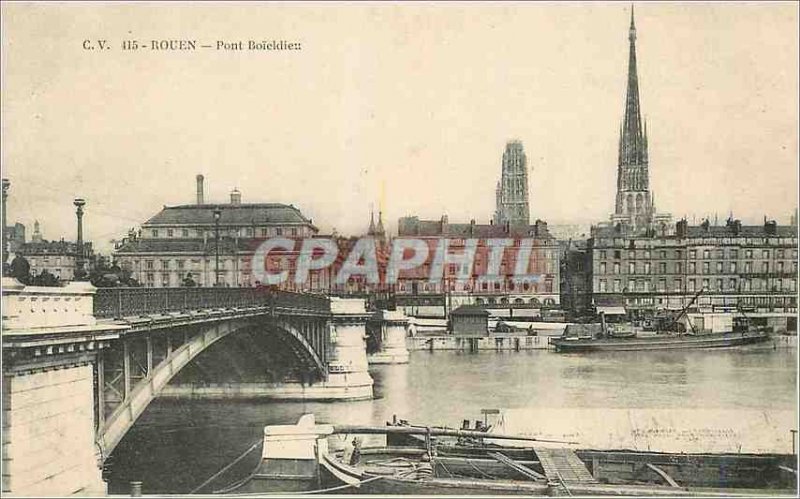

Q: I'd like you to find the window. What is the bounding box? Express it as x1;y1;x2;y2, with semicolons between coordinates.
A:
659;262;666;274
628;250;635;258
167;229;174;237
690;250;697;259
702;278;709;290
152;229;159;237
600;262;607;273
246;228;254;236
745;249;753;258
703;262;709;274
762;250;769;259
291;228;298;236
745;262;752;273
660;250;666;259
599;280;606;292
261;228;268;237
762;262;769;273
729;278;737;290
161;273;170;286
628;280;635;291
161;260;170;269
731;249;738;259
778;262;784;273
613;262;620;274
600;251;607;259
613;279;621;292
644;262;651;274
145;260;154;269
177;260;185;269
674;279;682;291
778;249;785;258
182;229;189;237
675;250;682;259
629;262;636;274
55;257;61;265
688;279;696;292
716;249;724;259
276;228;283;236
643;280;650;292
716;262;723;273
730;262;737;273
703;249;710;259
614;250;621;259
644;250;651;259
675;262;683;273
657;279;666;292
716;279;723;291
689;262;696;273
197;229;204;238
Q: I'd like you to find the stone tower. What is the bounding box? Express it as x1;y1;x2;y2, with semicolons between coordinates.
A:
493;140;530;227
613;7;654;231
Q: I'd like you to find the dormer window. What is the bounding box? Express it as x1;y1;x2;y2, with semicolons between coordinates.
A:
152;229;159;238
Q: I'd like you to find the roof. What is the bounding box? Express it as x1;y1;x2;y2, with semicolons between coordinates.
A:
450;305;491;316
143;203;316;228
596;306;627;315
592;223;795;240
398;217;554;239
115;238;277;254
17;240;90;256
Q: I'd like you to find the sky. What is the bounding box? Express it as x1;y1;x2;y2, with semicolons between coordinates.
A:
2;2;798;253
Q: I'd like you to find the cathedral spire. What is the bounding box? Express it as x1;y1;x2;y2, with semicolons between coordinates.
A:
620;4;646;167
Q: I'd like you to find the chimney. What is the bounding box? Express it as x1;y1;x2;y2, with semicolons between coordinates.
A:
196;174;205;205
230;188;241;205
676;219;688;238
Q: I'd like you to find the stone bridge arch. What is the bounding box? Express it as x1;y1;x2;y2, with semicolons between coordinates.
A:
97;316;329;459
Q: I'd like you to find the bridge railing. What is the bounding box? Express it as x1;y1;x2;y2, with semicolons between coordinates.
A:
94;287;331;319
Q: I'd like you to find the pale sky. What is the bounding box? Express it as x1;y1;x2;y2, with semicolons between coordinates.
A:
2;2;798;252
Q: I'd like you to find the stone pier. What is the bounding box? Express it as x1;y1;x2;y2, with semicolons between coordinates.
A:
2;278;124;496
367;310;410;365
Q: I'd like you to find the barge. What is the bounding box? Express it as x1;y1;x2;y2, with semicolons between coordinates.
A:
229;414;797;496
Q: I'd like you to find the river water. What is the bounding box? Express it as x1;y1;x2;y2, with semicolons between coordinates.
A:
106;346;797;494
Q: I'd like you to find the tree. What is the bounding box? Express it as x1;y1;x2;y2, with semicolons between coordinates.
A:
9;254;31;284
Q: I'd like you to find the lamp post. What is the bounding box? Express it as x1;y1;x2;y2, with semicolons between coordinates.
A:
74;198;86;280
213;207;221;286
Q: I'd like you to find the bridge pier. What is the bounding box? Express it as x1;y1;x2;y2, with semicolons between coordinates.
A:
320;298;374;400
367;310;410;365
2;278;124;496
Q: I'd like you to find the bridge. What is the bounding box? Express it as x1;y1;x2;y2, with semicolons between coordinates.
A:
1;278;401;496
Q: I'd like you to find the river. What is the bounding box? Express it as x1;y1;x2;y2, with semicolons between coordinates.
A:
106;346;797;494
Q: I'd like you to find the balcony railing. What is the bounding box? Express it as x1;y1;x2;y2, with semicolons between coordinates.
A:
93;287;330;319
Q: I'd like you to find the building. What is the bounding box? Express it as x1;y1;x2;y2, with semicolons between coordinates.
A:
114;175;323;288
396;215;560;308
608;9;670;234
559;239;592;315
16;221;94;282
449;305;490;337
493;140;530;227
590;218;798;333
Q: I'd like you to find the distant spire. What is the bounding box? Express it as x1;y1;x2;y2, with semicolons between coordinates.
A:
376;210;385;236
368;205;376;235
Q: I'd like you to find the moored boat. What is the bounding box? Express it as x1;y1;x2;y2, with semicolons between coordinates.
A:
229;414;797;496
550;328;772;352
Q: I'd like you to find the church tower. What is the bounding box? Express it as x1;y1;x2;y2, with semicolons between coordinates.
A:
493;140;530;227
613;7;654;231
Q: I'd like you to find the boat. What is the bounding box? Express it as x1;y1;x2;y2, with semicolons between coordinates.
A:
550;290;773;353
229;414;797;496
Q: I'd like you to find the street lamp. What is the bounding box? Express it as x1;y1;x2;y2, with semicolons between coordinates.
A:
74;198;86;280
213;207;221;286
